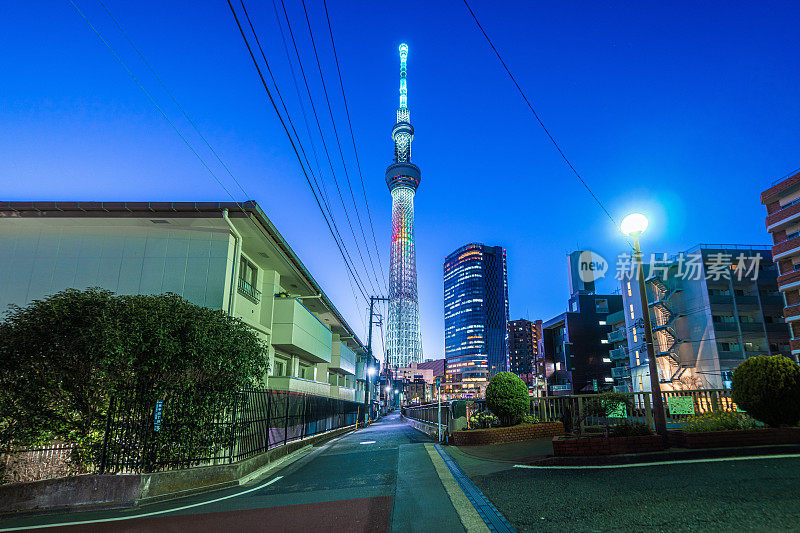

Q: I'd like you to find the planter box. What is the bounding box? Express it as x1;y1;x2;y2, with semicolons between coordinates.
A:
552;434;666;456
452;422;565;446
668;427;800;449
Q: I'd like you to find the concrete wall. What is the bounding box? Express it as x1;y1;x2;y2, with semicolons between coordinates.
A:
0;223;230;311
272;298;333;363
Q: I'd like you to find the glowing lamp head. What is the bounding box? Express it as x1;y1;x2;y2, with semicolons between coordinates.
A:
386;386;391;392
394;389;399;393
368;367;377;376
621;213;649;236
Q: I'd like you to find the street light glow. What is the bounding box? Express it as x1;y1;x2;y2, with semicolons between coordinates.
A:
386;386;391;392
367;367;377;376
620;213;648;236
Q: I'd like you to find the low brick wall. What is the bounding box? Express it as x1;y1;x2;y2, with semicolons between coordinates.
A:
553;434;667;456
668;427;800;449
452;422;565;446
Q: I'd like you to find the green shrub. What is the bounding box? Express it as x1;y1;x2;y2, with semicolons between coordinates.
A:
0;288;269;468
731;355;800;427
521;414;540;425
485;372;530;426
683;411;758;433
610;422;653;437
469;411;499;429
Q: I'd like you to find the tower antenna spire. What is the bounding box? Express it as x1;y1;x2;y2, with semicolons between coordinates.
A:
386;42;422;369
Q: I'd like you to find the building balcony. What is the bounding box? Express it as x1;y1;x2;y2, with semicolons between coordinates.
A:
785;304;800;321
330;385;356;402
355;390;366;404
330;339;356;375
272;298;333;363
791;339;800;353
609;346;628;361
766;198;800;231
772;234;800;260
761;170;800;205
607;329;626;343
778;270;800;289
355;360;366;381
611;366;631;378
739;322;765;332
268;376;331;397
237;277;261;304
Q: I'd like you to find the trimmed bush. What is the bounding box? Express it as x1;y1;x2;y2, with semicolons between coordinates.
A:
732;355;800;427
521;414;540;425
469;411;499;429
485;372;529;426
610;422;652;437
683;411;758;433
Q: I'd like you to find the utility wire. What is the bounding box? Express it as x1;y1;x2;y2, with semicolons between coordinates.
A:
227;0;370;301
277;0;381;296
300;0;384;296
462;0;621;232
67;0;241;207
237;0;370;305
320;0;388;292
96;0;251;203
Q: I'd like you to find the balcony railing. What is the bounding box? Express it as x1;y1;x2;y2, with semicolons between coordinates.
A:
611;366;631;378
609;346;628;361
237;277;261;303
607;329;626;343
772;234;800;257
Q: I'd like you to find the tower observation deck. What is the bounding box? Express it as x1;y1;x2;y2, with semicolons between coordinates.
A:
386;43;422;369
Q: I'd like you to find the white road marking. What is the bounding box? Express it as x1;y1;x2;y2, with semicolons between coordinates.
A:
514;453;800;470
359;441;376;444
0;476;284;532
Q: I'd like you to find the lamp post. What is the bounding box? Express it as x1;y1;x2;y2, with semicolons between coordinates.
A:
621;213;667;437
366;366;377;422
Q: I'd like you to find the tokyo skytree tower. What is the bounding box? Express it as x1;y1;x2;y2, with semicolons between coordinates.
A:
385;43;422;369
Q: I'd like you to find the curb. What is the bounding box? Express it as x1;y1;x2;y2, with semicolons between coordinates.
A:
526;444;800;467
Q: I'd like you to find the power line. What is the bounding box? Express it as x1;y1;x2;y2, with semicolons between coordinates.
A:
276;0;381;296
95;0;251;203
300;0;383;294
320;0;388;292
227;0;370;302
236;0;370;305
462;0;620;232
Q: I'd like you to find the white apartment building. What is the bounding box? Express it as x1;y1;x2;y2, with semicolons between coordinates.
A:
0;201;375;405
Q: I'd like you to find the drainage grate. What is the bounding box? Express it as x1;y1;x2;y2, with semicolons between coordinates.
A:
433;444;517;533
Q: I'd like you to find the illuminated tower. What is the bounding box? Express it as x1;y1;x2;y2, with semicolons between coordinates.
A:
386;43;422;369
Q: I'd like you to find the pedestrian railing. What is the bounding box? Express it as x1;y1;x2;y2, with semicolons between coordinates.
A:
402;389;737;435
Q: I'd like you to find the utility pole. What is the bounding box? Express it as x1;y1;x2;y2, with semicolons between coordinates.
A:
367;296;389;420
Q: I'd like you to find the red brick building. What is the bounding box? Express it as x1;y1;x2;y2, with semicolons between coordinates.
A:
761;168;800;361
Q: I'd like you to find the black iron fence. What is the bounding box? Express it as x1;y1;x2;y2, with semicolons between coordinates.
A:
99;388;360;474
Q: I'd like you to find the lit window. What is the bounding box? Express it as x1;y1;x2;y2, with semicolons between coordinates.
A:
555;362;562;370
601;339;609;344
604;377;613;382
602;358;611;363
629;304;634;319
627;282;632;297
599;320;606;325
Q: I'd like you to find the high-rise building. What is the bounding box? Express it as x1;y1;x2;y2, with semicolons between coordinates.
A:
443;243;509;398
761;169;800;362
386;43;422;369
508;319;543;390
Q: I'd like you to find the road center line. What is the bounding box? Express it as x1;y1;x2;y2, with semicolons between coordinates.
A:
0;476;284;532
514;453;800;470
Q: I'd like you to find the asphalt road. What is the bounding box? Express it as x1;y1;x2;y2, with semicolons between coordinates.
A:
0;412;469;533
449;449;800;532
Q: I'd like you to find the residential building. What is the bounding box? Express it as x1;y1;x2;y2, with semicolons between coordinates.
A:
418;358;446;379
606;310;630;392
761;169;800;361
622;244;788;392
443;243;509;398
0;201;371;406
508;319;544;393
540;293;623;395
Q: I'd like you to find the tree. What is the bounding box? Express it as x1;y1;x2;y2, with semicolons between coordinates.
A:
732;355;800;427
485;372;529;426
0;288;269;466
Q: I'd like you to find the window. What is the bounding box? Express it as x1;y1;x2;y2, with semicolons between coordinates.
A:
237;257;261;303
598;320;607;326
595;298;609;313
627;282;632;297
272;359;286;377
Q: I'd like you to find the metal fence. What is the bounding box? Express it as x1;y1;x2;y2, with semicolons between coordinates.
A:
99;388;360;474
1;442;83;484
404;389;738;435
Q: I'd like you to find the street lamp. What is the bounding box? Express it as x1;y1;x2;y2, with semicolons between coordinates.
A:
621;213;667;437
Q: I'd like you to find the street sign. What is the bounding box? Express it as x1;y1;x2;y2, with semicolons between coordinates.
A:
667;396;695;415
153;400;163;432
607;401;627;418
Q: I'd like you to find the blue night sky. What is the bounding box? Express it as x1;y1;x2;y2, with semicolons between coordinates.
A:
2;1;799;362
